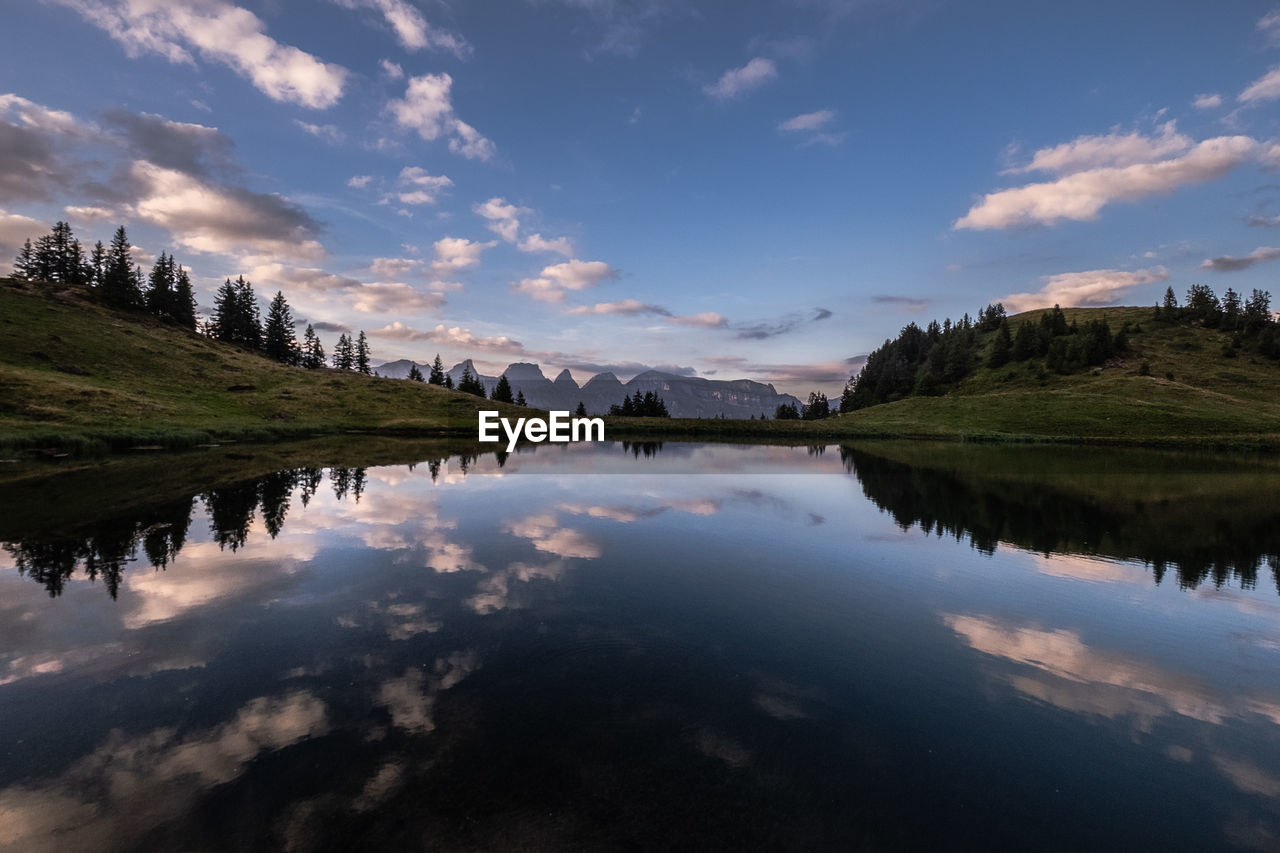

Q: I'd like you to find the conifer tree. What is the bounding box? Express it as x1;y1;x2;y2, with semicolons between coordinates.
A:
491;374;514;403
333;333;355;370
1222;288;1243;332
355;331;371;374
517;390;527;406
173;265;197;329
457;365;485;396
443;373;454;389
146;252;175;318
987;318;1012;368
301;324;325;368
574;400;586;416
12;239;34;280
89;241;105;287
101;225;142;309
839;377;856;414
263;291;299;364
210;279;239;342
407;363;424;381
428;354;445;385
233;276;262;349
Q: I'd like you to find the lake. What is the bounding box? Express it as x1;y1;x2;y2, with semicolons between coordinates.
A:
1;440;1279;851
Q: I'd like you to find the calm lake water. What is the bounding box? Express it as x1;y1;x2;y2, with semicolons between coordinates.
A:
2;440;1280;851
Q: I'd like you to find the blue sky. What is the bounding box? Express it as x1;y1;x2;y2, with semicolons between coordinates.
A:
3;0;1280;395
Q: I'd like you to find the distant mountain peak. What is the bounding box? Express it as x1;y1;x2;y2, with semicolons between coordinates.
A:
553;368;577;386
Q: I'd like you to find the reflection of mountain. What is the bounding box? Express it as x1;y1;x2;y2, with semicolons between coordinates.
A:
840;445;1280;593
375;359;801;419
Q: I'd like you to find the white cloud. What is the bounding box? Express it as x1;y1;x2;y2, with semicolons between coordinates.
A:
1192;93;1223;110
512;259;619;302
0;209;44;275
517;233;573;255
704;57;777;100
956;135;1264;229
52;0;348;108
379;58;404;79
387;73;495;161
1260;9;1280;45
347;174;373;188
293;120;344;144
667;312;729;328
350;282;446;313
127;161;326;260
1003;122;1192;175
778;109;835;132
1000;266;1170;312
429;236;494;275
391;166;452;205
472;197;572;254
1201;246;1280;272
369;321;525;352
1240;67;1280;103
566;300;671;316
333;0;470;56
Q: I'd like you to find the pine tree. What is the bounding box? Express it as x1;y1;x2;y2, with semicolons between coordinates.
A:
491;374;514;403
839;377;856;413
233;277;261;349
802;391;830;420
407;363;425;381
173;266;197;329
333;333;355;370
428;354;445;385
263;291;299;364
443;373;454;389
101;226;142;309
987;318;1012;368
146;252;175;318
574;400;586;416
301;324;325;368
355;331;371;374
88;241;105;287
12;239;34;280
517;390;527;406
457;365;485;396
1222;288;1243;332
210;279;239;342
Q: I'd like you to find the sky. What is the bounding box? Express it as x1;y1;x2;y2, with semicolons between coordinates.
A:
2;0;1280;397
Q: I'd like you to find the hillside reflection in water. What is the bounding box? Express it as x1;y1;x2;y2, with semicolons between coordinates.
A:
0;440;1278;851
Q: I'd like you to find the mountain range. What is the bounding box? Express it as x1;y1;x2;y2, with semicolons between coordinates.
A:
374;359;802;419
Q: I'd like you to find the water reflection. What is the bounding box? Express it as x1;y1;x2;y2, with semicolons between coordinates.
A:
0;441;1279;850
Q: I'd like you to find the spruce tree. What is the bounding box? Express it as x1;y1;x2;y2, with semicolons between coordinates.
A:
233;276;261;349
263;291;299;364
301;324;325;368
574;400;586;416
839;377;856;413
457;365;485;396
491;374;514;403
12;239;34;280
210;279;239;342
443;373;454;389
355;331;371;374
173;266;197;329
101;226;142;309
333;333;354;370
408;364;424;381
987;318;1012;368
89;241;105;287
517;390;527;406
428;354;445;385
146;252;175;318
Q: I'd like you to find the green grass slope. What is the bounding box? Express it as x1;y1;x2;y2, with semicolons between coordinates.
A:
610;306;1280;447
844;306;1280;443
0;278;528;451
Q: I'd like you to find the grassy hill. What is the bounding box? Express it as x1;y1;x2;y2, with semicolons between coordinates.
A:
610;305;1280;448
3;277;1279;454
0;278;528;452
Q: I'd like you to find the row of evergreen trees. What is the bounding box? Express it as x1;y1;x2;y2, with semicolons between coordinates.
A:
12;221;197;327
609;391;670;417
405;356;532;405
774;391;830;420
1154;285;1279;359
